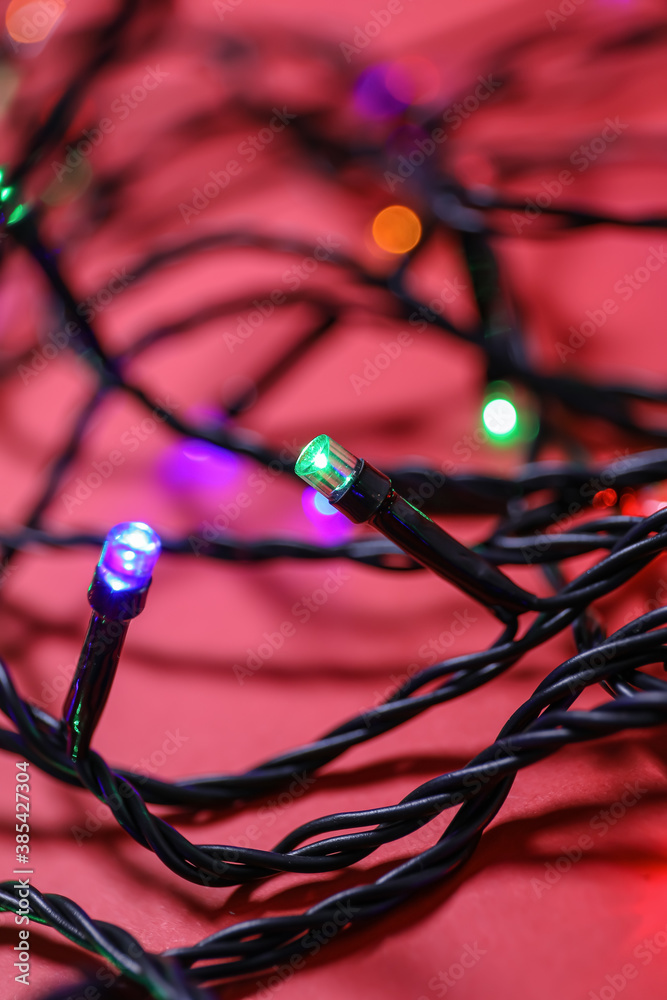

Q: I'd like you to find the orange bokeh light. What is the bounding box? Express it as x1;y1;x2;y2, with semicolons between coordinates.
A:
6;0;66;45
372;205;422;254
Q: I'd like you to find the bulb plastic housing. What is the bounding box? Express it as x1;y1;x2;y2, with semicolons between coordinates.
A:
295;437;533;615
295;435;359;499
97;522;161;592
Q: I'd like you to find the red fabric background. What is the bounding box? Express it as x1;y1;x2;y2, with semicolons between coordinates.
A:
1;0;667;998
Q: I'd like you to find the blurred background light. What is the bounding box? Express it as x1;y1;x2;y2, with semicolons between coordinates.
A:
372;204;422;253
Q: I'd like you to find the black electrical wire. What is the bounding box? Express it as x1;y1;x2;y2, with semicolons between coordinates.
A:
4;610;667;991
2;516;667;891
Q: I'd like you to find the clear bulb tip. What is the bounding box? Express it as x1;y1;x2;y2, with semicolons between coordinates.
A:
295;435;358;499
98;521;161;592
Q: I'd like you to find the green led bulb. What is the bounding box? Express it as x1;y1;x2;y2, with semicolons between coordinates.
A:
0;186;12;202
295;434;359;499
7;204;27;226
482;397;518;438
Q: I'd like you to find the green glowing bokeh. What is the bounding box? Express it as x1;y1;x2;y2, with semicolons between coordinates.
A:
482;397;518;438
7;203;26;226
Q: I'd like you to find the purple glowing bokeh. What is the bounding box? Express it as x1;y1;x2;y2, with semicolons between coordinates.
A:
160;438;241;491
353;64;411;119
301;487;355;542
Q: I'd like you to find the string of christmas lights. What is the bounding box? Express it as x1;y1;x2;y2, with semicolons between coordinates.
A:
1;3;666;998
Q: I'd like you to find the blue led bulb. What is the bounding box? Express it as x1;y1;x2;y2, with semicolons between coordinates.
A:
64;521;162;759
98;522;161;592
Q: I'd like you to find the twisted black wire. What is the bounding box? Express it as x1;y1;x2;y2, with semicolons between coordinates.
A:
4;607;667;990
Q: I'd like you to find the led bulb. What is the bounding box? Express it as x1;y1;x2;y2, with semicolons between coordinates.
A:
482;398;517;437
295;435;358;499
6;203;27;226
97;521;161;592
